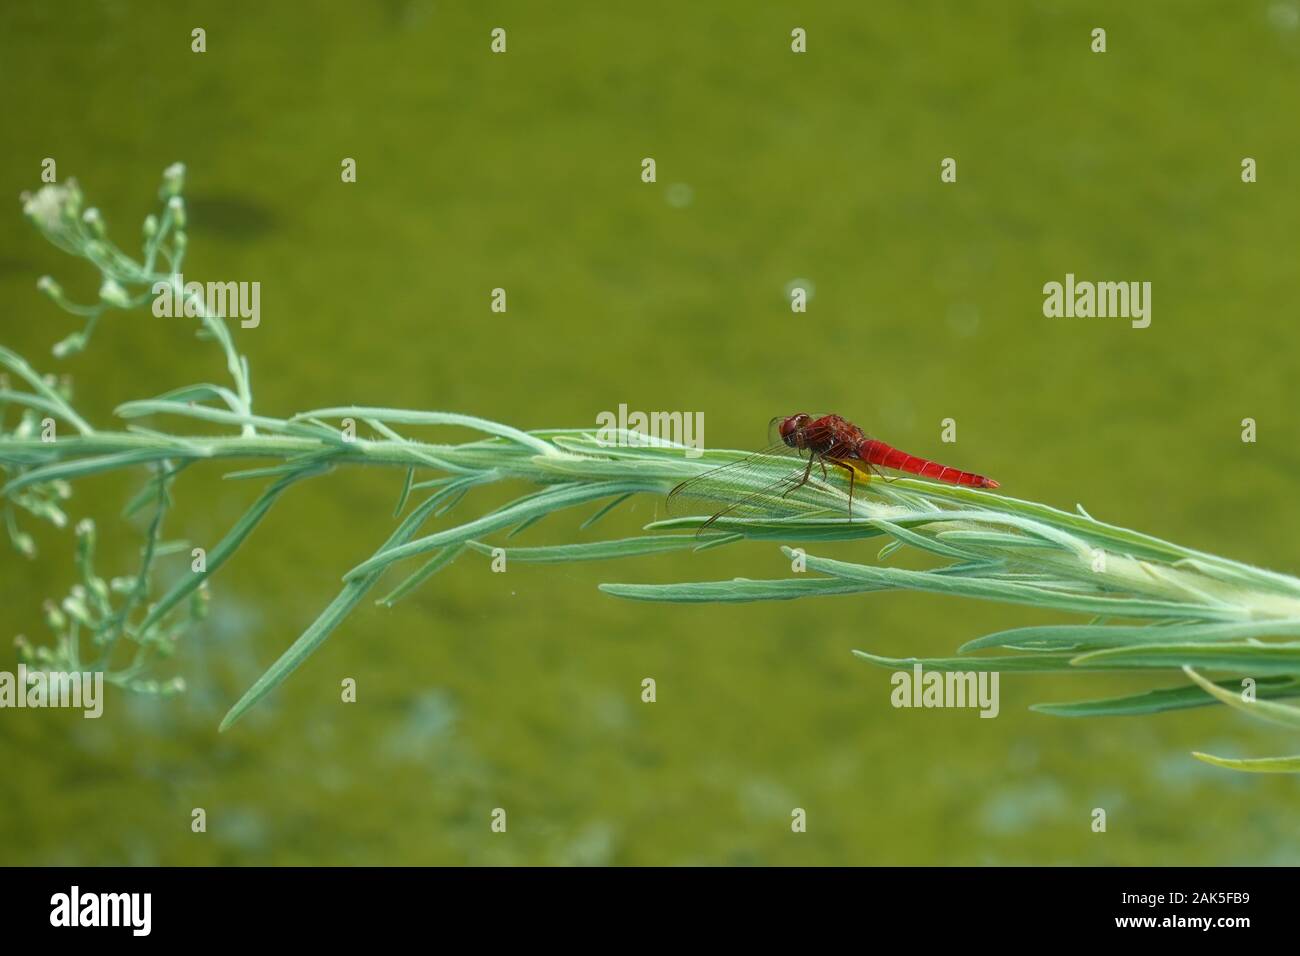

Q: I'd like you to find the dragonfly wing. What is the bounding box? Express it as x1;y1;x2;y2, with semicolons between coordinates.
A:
688;466;819;530
666;442;842;529
666;440;796;507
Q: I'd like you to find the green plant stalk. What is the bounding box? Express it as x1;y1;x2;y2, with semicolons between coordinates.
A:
5;166;1300;772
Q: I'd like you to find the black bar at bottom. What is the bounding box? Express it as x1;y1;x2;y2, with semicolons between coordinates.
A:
0;866;1280;940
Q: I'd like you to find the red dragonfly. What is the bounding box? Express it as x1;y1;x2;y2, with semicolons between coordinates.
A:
667;413;998;528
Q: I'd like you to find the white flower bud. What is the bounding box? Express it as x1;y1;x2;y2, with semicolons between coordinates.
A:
52;333;87;358
22;185;76;236
161;162;186;198
36;275;64;302
43;600;67;632
65;178;83;216
81;206;105;238
98;278;131;308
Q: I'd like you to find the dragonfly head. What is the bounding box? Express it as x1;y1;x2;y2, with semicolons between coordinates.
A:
777;413;813;448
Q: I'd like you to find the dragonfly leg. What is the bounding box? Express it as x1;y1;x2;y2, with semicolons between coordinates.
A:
827;460;857;520
782;454;815;498
869;462;899;484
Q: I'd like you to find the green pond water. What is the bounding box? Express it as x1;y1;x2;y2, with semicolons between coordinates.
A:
1;1;1298;865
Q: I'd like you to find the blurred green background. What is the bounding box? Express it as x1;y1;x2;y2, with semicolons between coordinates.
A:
2;1;1299;865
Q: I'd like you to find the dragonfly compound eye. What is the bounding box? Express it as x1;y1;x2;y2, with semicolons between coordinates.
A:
777;415;803;446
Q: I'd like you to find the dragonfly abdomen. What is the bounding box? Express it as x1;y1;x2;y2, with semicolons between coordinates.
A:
858;440;999;489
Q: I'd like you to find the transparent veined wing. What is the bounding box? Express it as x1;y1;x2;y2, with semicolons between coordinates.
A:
664;439;846;531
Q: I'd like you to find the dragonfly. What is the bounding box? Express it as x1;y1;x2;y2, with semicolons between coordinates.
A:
666;412;999;529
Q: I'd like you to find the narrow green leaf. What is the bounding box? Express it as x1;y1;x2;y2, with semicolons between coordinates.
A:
344;481;655;581
1031;677;1300;717
878;539;904;561
868;515;980;561
222;452;337;481
293;407;558;457
580;492;632;530
852;649;1080;672
650;517;889;543
602;577;878;603
220;572;372;732
4;450;192;495
220;489;449;731
792;549;1244;622
393;466;415;517
1182;666;1300;729
507;513;545;539
692;532;743;552
364;418;475;475
1190;752;1300;773
122;471;169;519
0;346;92;433
141;381;241;412
936;530;1057;550
376;544;465;607
883;478;1190;564
114;399;298;435
960;619;1300;654
0;390;82;426
1072;642;1300;675
141;466;323;632
466;534;712;563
